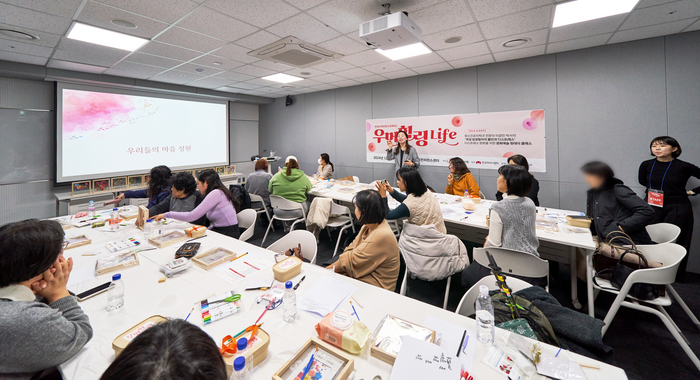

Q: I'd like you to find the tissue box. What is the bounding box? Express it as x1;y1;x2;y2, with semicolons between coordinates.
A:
273;256;302;282
112;315;167;356
184;225;206;238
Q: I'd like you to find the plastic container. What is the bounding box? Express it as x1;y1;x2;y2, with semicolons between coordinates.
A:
110;208;119;231
159;257;192;277
144;219;153;240
235;337;253;368
229;356;251;380
282;281;297;322
87;201;96;218
107;273;124;311
475;285;495;345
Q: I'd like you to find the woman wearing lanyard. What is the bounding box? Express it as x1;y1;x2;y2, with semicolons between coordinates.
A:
638;136;700;282
386;130;419;174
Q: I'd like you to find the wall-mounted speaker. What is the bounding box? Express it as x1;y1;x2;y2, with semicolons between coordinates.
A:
285;95;293;107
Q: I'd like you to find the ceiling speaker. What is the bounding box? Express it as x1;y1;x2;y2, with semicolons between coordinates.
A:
286;95;293;107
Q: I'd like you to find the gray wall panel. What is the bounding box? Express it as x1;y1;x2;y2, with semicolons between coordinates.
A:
417;67;478;116
371;77;418;119
557;38;668;185
229;102;259;121
0;181;55;224
538;180;560;209
559;182;589;214
229;120;259;163
335;166;374;183
303;91;336;166
0;77;54;110
335;85;373;169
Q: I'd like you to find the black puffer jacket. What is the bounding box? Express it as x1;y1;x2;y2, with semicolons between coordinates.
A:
586;178;654;244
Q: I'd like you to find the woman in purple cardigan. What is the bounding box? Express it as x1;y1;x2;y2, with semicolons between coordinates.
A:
154;170;240;239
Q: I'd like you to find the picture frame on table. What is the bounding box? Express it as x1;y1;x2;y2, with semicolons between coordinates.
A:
144;174;150;185
272;337;354;380
226;165;235;175
92;179;111;193
111;177;127;191
71;181;91;196
128;176;143;189
215;167;225;175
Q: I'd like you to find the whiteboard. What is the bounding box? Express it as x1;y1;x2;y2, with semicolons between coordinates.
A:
0;109;54;185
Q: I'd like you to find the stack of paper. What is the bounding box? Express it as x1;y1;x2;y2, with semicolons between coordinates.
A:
389;337;460;380
297;276;357;316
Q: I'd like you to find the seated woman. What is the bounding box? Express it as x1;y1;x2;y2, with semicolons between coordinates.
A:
327;190;399;291
461;165;544;289
116;165;172;208
317;153;334;180
446;157;480;197
377;167;446;234
269;156;313;207
154;170;240;239
100;319;227;380
246;158;273;208
149;172;207;226
0;219;93;379
583;161;654;244
496;154;540;206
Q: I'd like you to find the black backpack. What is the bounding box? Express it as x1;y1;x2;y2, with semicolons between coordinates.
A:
229;185;251;211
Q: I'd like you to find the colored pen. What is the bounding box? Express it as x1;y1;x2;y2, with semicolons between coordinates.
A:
301;347;318;380
230;252;248;262
293;275;306;290
457;330;467;357
555;348;562;357
350;301;360;321
184;307;194;321
351;296;363;308
255;297;276;324
233;323;263;339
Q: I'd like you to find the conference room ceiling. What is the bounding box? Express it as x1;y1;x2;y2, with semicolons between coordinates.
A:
0;0;698;98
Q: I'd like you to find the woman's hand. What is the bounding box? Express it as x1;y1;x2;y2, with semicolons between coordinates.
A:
34;256;73;303
383;182;394;194
386;139;393;149
154;214;166;222
687;190;695;196
447;174;454;185
404;160;414;167
116;193;126;202
375;181;387;197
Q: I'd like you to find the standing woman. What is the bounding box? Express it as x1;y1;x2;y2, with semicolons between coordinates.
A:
154;170;240;239
638;136;700;281
496;154;540;206
116;165;171;208
446;157;480;197
386;130;419;173
317;153;334;180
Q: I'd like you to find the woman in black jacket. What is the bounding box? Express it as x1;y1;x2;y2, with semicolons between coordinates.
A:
582;161;654;244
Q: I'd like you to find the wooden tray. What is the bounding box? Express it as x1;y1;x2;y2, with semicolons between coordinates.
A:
191;247;237;270
112;315;167;356
370;315;435;365
567;215;592;228
65;235;91;250
148;231;187;248
136;205;148;230
273;337;354;380
95;251;140;275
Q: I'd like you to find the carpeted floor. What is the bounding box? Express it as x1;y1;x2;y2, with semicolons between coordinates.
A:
247;218;700;380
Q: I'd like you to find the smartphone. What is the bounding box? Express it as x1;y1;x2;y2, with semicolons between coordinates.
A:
76;282;111;302
381;179;388;186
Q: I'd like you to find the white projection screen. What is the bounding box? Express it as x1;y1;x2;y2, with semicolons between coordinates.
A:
56;83;229;184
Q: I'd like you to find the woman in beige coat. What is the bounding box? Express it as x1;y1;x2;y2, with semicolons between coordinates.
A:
328;190;399;291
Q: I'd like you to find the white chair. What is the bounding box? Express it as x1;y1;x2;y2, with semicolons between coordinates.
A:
478;191;485;199
456;276;533;317
266;230;318;265
473;247;550;290
399;267;453;310
594;243;700;372
352;176;360;183
326;202;356;257
645;223;681;244
249;193;274;232
237;209;257;242
262;195;306;246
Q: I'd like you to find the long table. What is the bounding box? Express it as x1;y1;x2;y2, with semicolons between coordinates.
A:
308;179;598;317
56;208;625;379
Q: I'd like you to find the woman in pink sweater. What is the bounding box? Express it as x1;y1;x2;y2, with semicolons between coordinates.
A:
154;170;240;238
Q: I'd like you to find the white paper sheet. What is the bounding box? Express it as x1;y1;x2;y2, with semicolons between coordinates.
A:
423;315;477;372
67;266;96;289
297;275;357;317
389;336;460;380
213;255;273;285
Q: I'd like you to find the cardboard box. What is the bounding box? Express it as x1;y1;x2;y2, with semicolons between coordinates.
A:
112;315;167;356
185;225;206;238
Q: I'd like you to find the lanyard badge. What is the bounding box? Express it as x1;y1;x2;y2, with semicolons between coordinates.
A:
648;160;673;208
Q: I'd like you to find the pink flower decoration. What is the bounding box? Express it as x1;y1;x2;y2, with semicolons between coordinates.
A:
368;142;376;152
503;152;515;158
366;122;372;131
522;118;537;130
452;116;463;127
530;110;545;121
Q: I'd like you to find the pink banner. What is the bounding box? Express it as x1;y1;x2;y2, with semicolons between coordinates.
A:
366;110;546;172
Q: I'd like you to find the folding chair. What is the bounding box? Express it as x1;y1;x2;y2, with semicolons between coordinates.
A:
267;230;318;265
237;209;257;242
261;195;306;246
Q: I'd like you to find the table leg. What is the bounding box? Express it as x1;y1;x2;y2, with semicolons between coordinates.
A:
585;249;595;317
570;247;582;310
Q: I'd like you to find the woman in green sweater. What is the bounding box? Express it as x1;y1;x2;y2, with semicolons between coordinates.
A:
269;156;313;208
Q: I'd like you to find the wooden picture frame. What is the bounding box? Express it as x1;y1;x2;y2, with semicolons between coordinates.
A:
272;338;354;380
148;231;187;248
65;235;92;250
95;251;140;275
225;165;234;175
71;181;91;196
144;174;150;185
215;166;225;175
91;179;111;193
136;205;148;231
128;175;144;189
191;247;237;270
111;177;127;191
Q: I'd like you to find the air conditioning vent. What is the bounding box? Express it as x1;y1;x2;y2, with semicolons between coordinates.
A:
248;36;343;69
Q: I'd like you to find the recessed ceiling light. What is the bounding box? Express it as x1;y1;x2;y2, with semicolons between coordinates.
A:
195;68;204;73
281;85;294;89
212;62;223;66
261;73;303;83
553;0;639;28
502;38;530;48
67;22;149;51
0;29;39;41
444;36;462;44
299;71;311;76
377;42;432;61
110;19;137;29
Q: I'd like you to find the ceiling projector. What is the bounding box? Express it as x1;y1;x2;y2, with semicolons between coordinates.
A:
359;11;422;50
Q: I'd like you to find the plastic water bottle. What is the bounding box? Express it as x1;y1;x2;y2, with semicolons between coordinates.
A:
110;208;119;231
283;281;297;322
229;356;251;380
87;201;96;218
475;285;495;345
236;338;253;368
464;190;469;199
107;274;124;311
144;219;153;240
